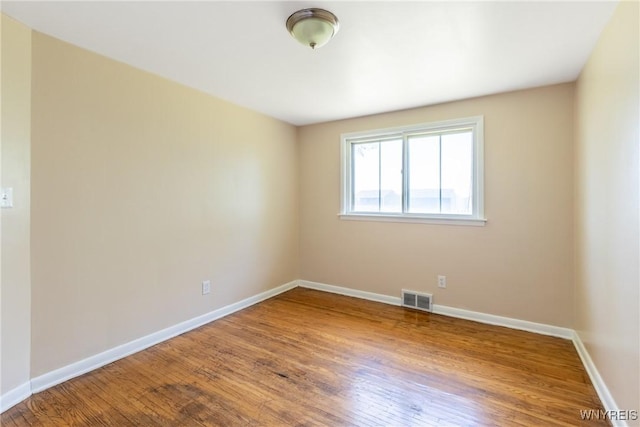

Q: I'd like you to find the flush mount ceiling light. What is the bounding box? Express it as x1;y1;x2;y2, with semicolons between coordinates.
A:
286;8;339;49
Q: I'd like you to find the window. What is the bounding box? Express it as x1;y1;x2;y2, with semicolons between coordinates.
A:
340;116;485;225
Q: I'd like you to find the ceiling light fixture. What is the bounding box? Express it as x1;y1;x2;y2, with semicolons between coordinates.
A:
286;8;339;50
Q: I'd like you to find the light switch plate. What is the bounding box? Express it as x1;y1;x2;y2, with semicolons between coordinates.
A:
1;188;13;208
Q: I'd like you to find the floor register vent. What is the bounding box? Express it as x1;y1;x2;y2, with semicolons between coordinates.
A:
401;290;433;312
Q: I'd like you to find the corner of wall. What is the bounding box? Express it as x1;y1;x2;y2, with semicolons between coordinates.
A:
572;0;640;418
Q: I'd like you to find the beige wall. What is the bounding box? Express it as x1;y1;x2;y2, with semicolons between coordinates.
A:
574;0;639;413
30;32;299;376
299;84;575;327
0;15;32;395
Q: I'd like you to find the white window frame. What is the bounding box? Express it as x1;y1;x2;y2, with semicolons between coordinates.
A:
340;116;486;226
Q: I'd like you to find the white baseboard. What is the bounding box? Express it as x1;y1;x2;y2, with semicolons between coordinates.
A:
2;278;622;425
299;280;573;339
572;331;626;427
299;280;402;306
0;382;31;413
29;280;298;395
432;304;574;339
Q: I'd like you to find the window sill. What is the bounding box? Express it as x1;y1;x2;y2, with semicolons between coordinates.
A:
338;213;487;227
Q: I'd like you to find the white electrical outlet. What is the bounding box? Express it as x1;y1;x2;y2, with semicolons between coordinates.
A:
1;187;14;208
202;280;211;295
438;275;447;288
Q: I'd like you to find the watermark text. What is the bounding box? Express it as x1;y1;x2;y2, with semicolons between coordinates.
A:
580;409;638;421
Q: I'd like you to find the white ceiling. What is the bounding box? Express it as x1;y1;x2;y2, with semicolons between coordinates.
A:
2;1;617;126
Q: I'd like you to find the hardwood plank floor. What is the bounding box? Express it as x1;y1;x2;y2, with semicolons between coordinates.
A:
1;288;607;426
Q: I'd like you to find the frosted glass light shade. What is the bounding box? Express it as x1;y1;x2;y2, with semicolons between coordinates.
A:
286;8;339;49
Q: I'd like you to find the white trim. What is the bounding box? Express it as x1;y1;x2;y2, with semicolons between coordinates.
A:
299;280;401;306
0;382;31;413
572;331;627;427
338;213;487;227
473;116;485;219
340;116;485;142
29;280;298;395
431;304;574;339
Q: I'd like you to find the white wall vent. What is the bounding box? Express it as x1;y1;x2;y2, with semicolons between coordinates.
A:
401;289;433;312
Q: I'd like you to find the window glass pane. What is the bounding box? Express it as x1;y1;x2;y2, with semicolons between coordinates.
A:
380;139;402;213
408;135;440;213
441;131;473;215
352;142;380;212
352;139;402;213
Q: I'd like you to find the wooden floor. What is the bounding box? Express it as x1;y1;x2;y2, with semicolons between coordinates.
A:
2;288;606;426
